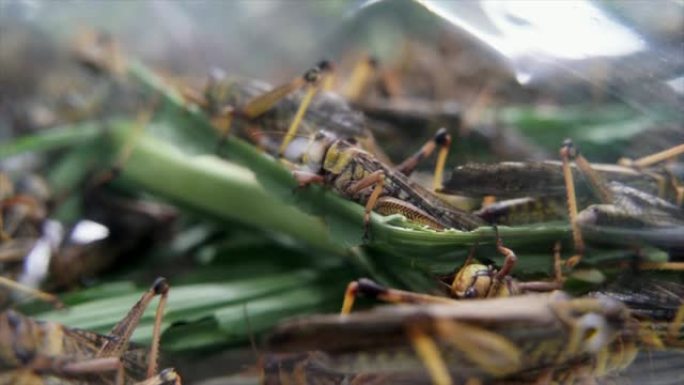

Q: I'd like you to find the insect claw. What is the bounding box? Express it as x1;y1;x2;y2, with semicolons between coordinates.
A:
362;222;372;243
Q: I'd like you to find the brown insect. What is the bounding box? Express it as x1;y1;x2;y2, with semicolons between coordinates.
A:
265;292;640;385
0;277;181;385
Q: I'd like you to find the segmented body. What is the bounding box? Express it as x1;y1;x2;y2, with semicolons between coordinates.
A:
442;162;661;199
321;140;485;231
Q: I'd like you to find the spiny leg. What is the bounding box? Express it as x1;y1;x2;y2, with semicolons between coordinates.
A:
374;197;446;230
560;139;585;267
406;323;453;385
318;59;337;91
433;319;522;377
97;277;170;380
563;139;614;204
344;55;377;102
394;128;452;191
513;242;565;293
348;170;385;240
486;230;517;297
619;143;684;169
340;278;455;315
278;67;324;156
636;262;684;271
0;276;64;308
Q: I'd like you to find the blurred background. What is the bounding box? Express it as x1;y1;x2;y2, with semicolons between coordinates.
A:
1;1;682;384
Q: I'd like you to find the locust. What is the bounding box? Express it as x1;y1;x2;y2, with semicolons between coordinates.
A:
0;277;181;385
340;236;564;315
265;292;640;385
190;63;371;157
439;141;684;226
292;129;485;236
557;139;684;265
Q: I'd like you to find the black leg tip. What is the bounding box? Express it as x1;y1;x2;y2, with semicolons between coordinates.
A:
152;277;169;295
434;127;451;146
357;278;388;298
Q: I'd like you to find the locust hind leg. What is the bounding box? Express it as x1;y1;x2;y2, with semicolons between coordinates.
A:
514;242;566;294
406;323;453;385
344;55;378;103
395;128;452;191
431;319;522;378
560;139;586;268
97;277;170;379
618;143;684;169
348;170;386;241
340;278;455;315
278;67;324;156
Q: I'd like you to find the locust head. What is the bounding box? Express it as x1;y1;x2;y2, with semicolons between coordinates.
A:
452;263;500;298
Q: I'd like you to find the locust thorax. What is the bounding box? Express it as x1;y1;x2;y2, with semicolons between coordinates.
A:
322;139;360;175
300;130;338;174
452;263;499;298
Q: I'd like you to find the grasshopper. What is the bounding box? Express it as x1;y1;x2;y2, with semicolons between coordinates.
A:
340;236;564;315
0;277;180;385
292;129;485;236
265;292;640;385
440;141;683;226
558;139;684;265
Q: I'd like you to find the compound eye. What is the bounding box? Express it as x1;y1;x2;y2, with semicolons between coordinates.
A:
464;287;478;298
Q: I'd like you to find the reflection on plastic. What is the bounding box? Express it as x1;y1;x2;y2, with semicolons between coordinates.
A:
359;0;646;85
419;0;646;84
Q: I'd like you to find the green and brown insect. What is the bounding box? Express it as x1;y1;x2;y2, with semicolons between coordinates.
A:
0;277;180;385
292;129;485;237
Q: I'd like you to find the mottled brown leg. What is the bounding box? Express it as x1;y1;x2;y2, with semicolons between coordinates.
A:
348;170;385;240
97;277;170;380
486;234;517;297
394;128;452;192
619;143;684;168
340;278;454;315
